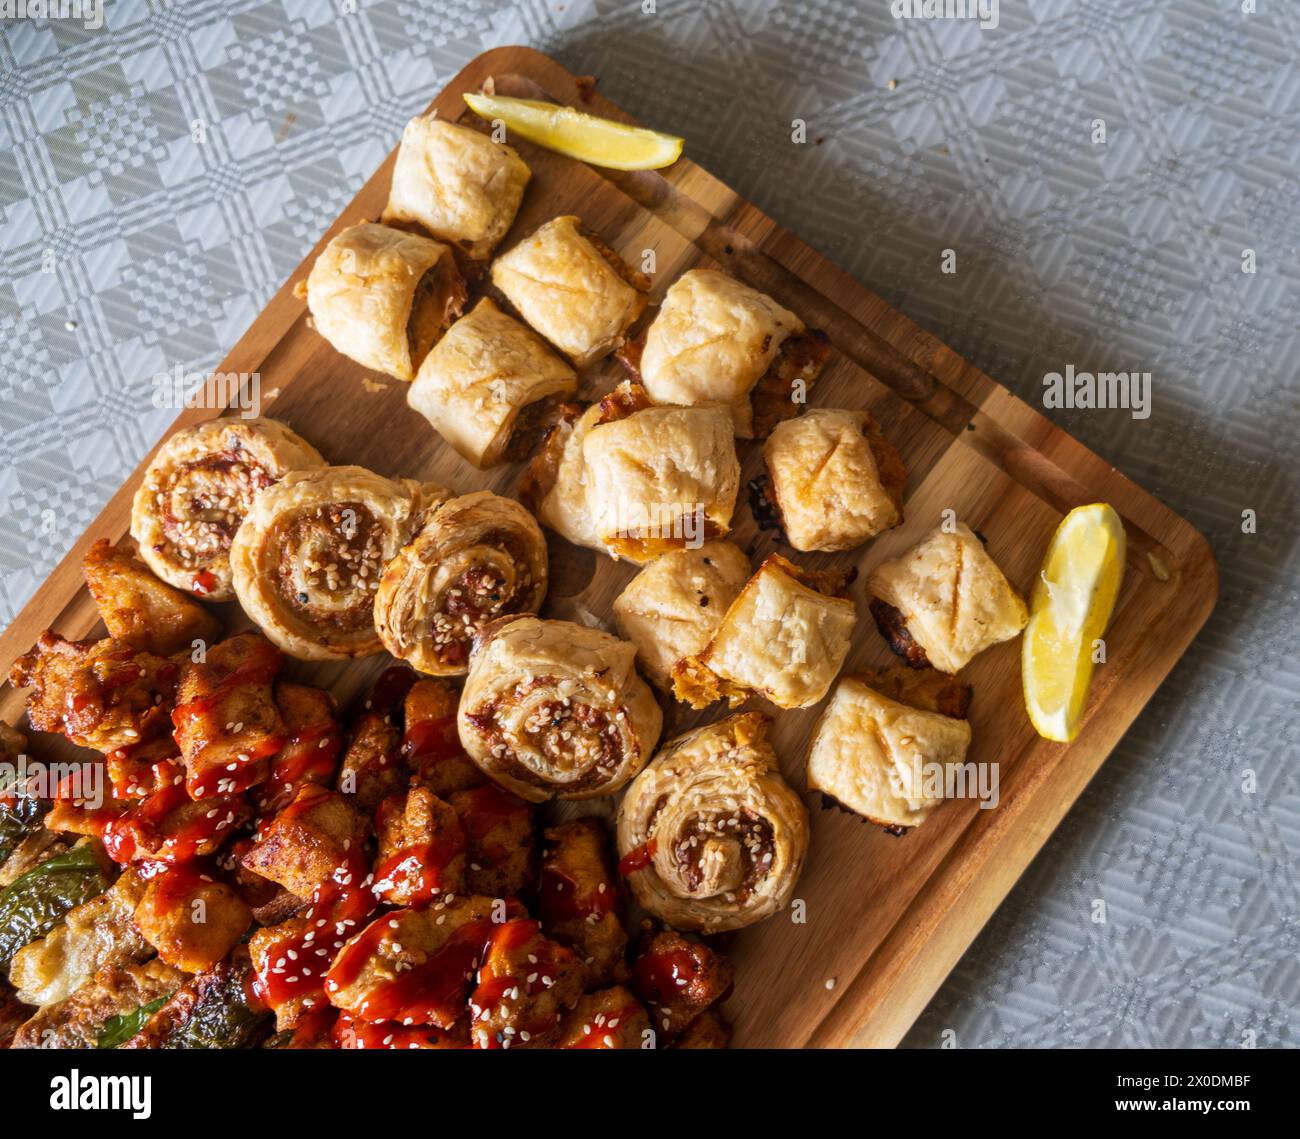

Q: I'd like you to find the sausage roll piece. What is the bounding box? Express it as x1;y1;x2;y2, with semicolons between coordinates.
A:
612;540;751;692
130;418;324;602
617;712;809;932
407;298;577;468
230;466;448;661
806;671;973;831
490;215;648;368
518;401;607;553
382;114;531;261
673;555;857;711
304;222;467;381
761;408;905;551
629;269;831;438
583;383;741;562
374;490;548;677
457;616;662;802
867;522;1028;674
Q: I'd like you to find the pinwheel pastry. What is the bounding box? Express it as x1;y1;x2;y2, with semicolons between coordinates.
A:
616;712;809;932
457;616;663;802
612;539;751;692
867;521;1028;674
130;417;325;602
490;215;649;368
806;667;973;831
406;298;577;468
619;268;831;438
374;490;547;676
673;554;857;710
230;465;448;661
759;408;906;551
303;222;468;381
382;113;531;261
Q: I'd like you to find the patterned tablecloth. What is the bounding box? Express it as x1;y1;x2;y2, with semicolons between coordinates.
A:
2;0;1297;1048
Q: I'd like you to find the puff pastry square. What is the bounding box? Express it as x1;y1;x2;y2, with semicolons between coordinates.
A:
407;297;577;468
867;522;1028;674
305;222;467;381
763;408;905;551
636;269;827;437
806;674;972;830
674;554;856;710
490;215;648;368
612;540;751;691
383;114;531;261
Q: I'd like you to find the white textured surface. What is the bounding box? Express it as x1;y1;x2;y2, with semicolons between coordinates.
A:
1;0;1296;1047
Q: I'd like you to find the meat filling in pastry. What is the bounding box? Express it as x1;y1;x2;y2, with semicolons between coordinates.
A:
616;712;809;932
230;465;448;661
490;215;649;368
620;269;831;438
406;298;577;469
374;490;548;676
806;669;973;831
612;540;751;692
867;522;1028;674
304;222;467;381
382;114;531;261
673;554;857;710
760;408;906;551
130;418;325;602
457;616;662;802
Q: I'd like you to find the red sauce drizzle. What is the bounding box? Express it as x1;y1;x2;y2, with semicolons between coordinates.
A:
618;838;657;876
371;830;466;908
191;569;218;596
632;946;700;1009
256;723;342;813
538;863;615;924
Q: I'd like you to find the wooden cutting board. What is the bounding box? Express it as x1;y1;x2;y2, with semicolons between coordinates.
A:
0;46;1217;1049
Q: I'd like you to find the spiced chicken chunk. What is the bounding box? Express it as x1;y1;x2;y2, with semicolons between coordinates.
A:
554;985;650;1049
447;784;534;897
631;929;734;1041
538;818;628;984
372;785;467;907
240;785;369;900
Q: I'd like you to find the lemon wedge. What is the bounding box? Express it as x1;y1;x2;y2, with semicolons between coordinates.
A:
463;93;683;171
1022;503;1127;742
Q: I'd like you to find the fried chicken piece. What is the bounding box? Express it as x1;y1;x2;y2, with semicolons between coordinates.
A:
134;863;252;973
172;632;287;799
671;1006;731;1048
447;783;534;897
402;678;483;795
469;917;586;1049
631;929;734;1041
336;713;405;812
372;785;467;907
9;867;149;1006
44;766;126;838
121;948;270;1049
240;785;368;900
325;895;521;1029
10;958;184;1049
554;985;650;1049
105;736;183;801
82;538;221;656
332;1013;469;1049
103;763;250;865
8;633;177;752
255;684;343;814
538;818;627;984
859;663;973;720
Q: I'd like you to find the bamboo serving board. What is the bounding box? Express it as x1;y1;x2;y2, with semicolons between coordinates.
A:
0;46;1217;1049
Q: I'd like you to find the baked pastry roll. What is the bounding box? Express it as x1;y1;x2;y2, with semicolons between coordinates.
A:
518;401;606;553
612;540;751;691
374;490;548;676
457;616;662;802
761;408;905;551
867;522;1028;674
304;222;467;380
616;712;809;931
406;298;577;468
806;671;972;830
490;215;649;368
583;385;741;561
626;269;831;438
130;418;325;602
383;114;531;261
230;465;447;661
674;554;856;710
